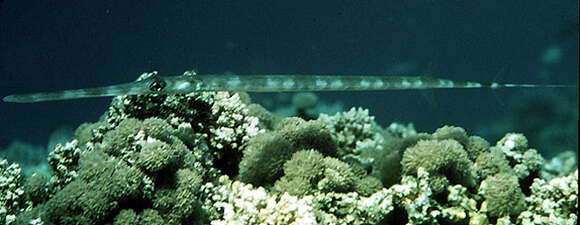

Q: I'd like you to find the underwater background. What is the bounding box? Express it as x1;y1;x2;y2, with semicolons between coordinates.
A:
0;0;578;154
0;1;578;224
0;0;577;155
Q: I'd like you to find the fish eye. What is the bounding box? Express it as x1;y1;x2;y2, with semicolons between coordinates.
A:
148;78;167;92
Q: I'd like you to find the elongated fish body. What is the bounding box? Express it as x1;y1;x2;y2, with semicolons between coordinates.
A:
2;73;573;103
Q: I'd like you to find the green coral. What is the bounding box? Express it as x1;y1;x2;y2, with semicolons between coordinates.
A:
237;116;340;187
152;168;203;224
370;123;423;188
479;172;526;218
432;125;470;147
135;136;187;174
318;157;357;192
38;116;208;225
112;208;166;225
401;139;475;194
101;118;175;157
112;209;139;225
474;148;511;180
276;117;337;157
272;150;325;196
42;151;152;224
23;173;49;206
273;149;379;196
433;126;490;160
353;176;383;196
246;103;279;130
238;132;295;187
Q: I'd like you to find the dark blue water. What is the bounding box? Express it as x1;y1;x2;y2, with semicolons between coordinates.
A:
1;0;577;157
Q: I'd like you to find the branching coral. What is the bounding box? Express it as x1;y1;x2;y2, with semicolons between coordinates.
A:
203;176;319;225
104;72;265;176
0;160;29;225
47;140;82;190
318;107;381;157
518;169;578;225
203;175;395;225
496;133;545;179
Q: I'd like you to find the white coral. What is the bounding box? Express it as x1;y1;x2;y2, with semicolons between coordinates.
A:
518;169;578;225
209;92;264;151
209;176;317;225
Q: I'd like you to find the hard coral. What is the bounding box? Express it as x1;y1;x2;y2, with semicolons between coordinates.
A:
518;169;578;224
105;72;265;176
47;140;82;189
318;107;380;157
204;176;319;225
204;175;395;225
0;160;28;225
496;133;545;179
12;70;577;224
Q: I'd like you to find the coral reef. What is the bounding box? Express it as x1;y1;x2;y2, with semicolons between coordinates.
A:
519;170;578;224
401;139;476;194
2;71;577;225
238;132;295;186
271;149;382;196
318;107;381;157
479;172;526;218
0;160;29;225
